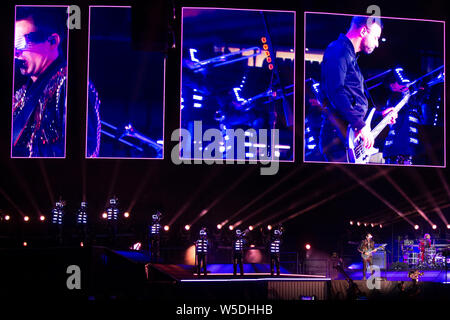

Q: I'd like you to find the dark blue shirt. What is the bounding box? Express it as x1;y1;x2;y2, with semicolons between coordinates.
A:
321;34;368;131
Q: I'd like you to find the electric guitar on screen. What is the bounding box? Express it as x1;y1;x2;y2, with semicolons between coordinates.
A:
347;91;412;164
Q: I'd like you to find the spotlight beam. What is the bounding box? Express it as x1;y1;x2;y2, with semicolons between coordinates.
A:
379;169;434;227
388;169;448;226
423;170;449;225
234;166;334;227
81;159;87;202
277;193;339;224
39;160;55;207
8;162;42;216
271;173;383;226
254;167;390;228
360;185;448;224
367;192;450;227
433;207;449;225
189;168;256;227
168;168;223;226
126;166;156;214
385;202;450;225
436;168;450;199
339;166;414;226
224;167;302;226
0;187;25;217
104;161;121;209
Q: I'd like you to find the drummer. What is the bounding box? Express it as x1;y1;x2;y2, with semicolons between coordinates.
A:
419;233;432;263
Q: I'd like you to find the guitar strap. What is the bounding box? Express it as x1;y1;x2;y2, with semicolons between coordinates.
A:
319;96;349;142
363;78;377;111
323;107;349;140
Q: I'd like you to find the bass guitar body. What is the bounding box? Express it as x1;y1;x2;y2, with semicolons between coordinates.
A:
347;108;379;164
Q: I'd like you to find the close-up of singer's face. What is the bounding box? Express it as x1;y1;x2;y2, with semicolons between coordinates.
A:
14;18;59;81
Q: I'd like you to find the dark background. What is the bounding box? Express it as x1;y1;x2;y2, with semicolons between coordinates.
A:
0;0;449;266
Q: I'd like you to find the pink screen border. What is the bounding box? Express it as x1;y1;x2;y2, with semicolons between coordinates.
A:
180;7;296;163
11;5;70;159
85;5;166;160
303;11;446;168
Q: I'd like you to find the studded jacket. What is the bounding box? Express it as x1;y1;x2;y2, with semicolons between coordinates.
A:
12;57;101;158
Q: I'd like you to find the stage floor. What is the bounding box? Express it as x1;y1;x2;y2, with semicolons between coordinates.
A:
147;262;449;283
336;269;449;283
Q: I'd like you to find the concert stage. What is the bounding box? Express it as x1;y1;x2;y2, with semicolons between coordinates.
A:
0;247;448;301
145;263;450;301
335;269;449;283
172;279;449;301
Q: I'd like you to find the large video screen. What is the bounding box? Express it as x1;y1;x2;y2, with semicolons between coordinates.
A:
11;6;69;158
86;6;165;159
180;8;295;162
304;12;445;166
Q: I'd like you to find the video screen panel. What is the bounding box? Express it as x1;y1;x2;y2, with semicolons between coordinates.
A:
86;6;165;159
11;6;69;158
304;12;445;166
180;8;295;162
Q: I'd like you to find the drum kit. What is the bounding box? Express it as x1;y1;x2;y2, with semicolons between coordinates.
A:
401;240;449;269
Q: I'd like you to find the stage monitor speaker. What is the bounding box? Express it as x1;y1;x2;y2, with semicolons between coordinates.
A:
131;0;174;52
372;251;386;269
389;262;408;271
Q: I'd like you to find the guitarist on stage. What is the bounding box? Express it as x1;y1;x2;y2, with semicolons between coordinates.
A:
358;233;378;280
320;15;397;162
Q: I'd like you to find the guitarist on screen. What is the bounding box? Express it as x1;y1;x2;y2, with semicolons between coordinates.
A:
320;15;398;162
